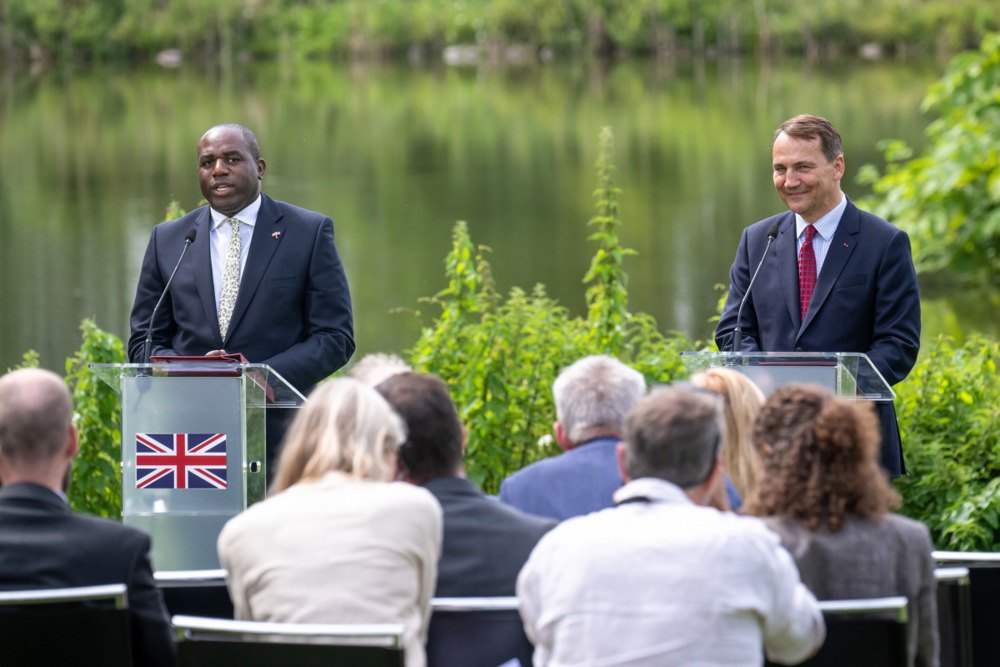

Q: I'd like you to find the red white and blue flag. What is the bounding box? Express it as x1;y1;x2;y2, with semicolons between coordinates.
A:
135;433;228;490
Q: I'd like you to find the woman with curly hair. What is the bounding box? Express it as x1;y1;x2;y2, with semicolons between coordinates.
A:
691;367;765;500
748;383;938;667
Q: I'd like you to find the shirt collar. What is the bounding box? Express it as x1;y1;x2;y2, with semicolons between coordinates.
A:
612;477;692;506
795;191;846;241
210;194;262;231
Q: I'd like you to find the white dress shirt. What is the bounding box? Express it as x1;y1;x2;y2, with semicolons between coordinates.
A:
209;195;261;314
795;191;847;277
517;477;825;667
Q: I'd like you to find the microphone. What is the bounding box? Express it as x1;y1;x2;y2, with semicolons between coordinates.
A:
731;222;778;352
142;228;197;363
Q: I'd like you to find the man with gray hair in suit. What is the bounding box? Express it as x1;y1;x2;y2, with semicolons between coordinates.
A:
517;385;825;666
499;355;646;521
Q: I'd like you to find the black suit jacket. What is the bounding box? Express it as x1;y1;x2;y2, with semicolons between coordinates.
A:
0;483;175;666
422;477;556;597
715;200;920;474
127;194;354;394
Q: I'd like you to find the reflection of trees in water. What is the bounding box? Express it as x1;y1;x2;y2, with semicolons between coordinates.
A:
0;59;969;374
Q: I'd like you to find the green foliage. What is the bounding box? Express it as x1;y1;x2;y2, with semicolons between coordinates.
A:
64;319;126;519
859;34;1000;281
1;0;995;64
163;200;187;222
894;335;1000;551
408;128;694;492
8;349;40;371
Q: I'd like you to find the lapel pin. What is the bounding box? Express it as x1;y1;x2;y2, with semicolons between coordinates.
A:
843;242;849;248
272;231;282;240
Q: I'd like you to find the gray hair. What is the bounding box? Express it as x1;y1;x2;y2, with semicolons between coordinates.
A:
0;368;73;465
624;385;723;488
553;355;646;444
348;353;413;387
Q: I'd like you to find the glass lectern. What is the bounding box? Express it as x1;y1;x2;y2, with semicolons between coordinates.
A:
91;361;306;570
680;351;895;401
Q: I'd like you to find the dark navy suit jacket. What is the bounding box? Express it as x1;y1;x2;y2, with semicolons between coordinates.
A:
0;483;175;667
499;437;624;521
127;193;354;394
715;200;920;474
422;477;555;597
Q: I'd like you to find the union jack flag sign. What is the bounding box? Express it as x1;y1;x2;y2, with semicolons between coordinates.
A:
136;433;228;490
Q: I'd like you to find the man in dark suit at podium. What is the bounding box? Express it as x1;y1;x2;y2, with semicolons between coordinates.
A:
0;368;174;667
128;124;355;466
715;115;920;475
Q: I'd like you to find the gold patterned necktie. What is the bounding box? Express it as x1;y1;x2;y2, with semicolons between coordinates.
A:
218;217;242;338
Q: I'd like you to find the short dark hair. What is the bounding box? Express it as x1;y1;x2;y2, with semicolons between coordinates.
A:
204;123;261;160
375;372;463;481
773;114;843;162
624;385;722;488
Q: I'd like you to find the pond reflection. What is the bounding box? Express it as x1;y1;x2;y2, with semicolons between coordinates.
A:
0;58;992;372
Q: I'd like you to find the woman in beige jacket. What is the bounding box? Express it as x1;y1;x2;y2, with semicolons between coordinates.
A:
218;378;443;667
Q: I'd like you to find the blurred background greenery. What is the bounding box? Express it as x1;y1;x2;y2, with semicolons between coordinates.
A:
2;57;996;372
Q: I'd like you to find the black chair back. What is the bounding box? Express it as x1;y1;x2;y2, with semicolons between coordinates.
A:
766;596;909;667
173;614;405;667
0;583;132;666
155;569;234;618
936;567;973;667
426;597;532;667
934;551;1000;667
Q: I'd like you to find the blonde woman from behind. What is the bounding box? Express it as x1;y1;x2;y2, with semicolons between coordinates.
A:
218;378;443;667
691;367;765;500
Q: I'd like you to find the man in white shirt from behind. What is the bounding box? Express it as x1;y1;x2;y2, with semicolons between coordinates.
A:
517;385;825;667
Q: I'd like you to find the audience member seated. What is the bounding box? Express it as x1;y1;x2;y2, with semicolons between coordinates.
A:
217;378;442;667
748;383;938;667
691;367;766;506
349;352;413;386
517;385;825;666
0;369;174;667
499;355;645;521
377;372;556;597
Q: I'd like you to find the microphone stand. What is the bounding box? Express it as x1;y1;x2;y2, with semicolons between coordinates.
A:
142;232;196;364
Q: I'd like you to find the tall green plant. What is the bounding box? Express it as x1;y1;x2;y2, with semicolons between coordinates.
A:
408;128;695;492
585;127;635;355
64;319;125;519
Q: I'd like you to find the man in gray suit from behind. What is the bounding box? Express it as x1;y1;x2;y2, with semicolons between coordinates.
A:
377;372;555;597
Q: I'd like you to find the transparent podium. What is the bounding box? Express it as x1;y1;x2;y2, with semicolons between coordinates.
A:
680;351;895;401
91;361;306;571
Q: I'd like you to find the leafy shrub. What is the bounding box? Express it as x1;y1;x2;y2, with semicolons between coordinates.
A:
64;319;126;518
407;128;694;492
858;33;1000;282
894;335;1000;551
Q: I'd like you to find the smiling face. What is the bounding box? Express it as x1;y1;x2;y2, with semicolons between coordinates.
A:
772;132;844;223
197;127;265;217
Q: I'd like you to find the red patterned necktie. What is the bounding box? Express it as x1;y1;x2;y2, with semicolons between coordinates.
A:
798;224;818;321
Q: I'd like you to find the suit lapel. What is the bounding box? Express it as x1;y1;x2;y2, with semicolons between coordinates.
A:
223;194;286;344
187;208;220;345
797;201;861;339
774;213;800;330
